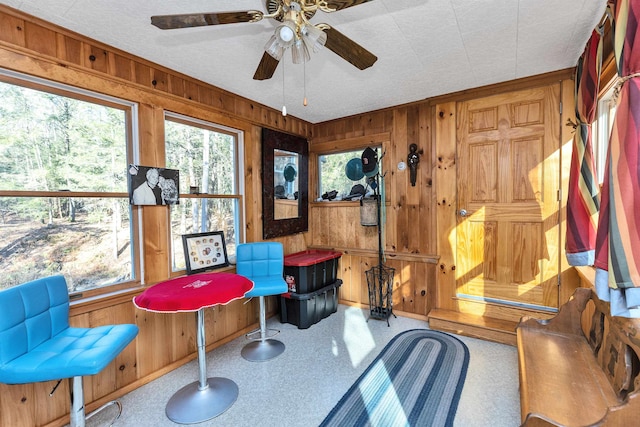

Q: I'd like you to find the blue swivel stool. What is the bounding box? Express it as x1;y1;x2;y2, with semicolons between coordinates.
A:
0;275;139;427
236;242;288;362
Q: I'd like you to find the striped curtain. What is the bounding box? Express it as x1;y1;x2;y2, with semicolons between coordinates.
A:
565;30;602;266
594;0;640;317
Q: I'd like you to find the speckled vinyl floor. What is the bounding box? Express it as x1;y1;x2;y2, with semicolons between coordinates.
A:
105;305;520;427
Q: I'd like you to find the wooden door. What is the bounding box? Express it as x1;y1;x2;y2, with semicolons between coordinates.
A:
456;84;561;310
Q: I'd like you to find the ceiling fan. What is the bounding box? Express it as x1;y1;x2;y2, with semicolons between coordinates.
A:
151;0;378;80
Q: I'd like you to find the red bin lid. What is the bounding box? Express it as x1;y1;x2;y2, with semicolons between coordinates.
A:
284;250;342;266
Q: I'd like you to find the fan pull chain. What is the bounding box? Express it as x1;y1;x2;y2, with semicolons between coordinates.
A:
303;57;308;107
282;59;287;116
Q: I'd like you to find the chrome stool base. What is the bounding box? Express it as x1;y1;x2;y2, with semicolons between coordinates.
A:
166;377;238;424
241;339;285;362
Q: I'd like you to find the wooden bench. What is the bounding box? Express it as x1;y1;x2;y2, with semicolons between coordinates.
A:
516;287;640;426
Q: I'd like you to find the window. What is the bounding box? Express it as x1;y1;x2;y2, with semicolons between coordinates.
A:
593;84;617;184
318;148;375;199
0;70;138;294
164;113;243;272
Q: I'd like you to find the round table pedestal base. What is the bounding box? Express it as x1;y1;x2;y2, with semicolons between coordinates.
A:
241;339;285;362
165;377;238;424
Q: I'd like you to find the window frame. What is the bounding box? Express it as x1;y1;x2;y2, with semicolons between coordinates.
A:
0;68;141;298
163;111;245;275
593;80;618;186
311;134;388;203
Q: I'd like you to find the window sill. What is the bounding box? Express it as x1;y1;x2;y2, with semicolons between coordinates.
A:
70;285;144;315
311;200;390;207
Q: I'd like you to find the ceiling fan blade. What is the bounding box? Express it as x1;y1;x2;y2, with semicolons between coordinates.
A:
321;25;377;70
253;52;281;80
318;0;375;13
151;11;263;30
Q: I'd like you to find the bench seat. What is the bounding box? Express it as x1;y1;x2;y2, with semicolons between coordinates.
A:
517;287;640;427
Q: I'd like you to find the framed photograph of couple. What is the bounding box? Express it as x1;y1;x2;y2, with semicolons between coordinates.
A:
128;164;180;206
182;231;229;274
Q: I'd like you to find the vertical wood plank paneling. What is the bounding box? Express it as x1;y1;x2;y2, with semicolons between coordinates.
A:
407;106;424;253
169;74;185;98
393;108;409;253
394;260;411;313
415;259;430;316
56;34;82;65
0;383;35;427
339;253;353;302
34;380;69;426
138;104;170;283
422;104;436;255
0;12;25;46
110;52;133;81
135;310;174;377
134;62;152;88
360;256;374;305
435;102;458;312
151;68;169;93
198;85;214;107
245;125;262;242
24;22;56;57
83;43;108;73
172;311;196;361
382;144;397;254
185;80;199;101
383;197;397;253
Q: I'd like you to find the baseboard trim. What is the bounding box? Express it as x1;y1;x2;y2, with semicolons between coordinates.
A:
428;309;518;346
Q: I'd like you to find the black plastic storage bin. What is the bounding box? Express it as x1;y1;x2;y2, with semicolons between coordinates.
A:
284;250;342;294
280;280;342;329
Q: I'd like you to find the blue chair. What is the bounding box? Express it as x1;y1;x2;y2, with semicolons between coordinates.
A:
0;275;139;427
236;242;288;362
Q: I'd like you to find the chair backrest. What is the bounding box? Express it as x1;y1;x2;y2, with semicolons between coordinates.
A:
236;242;284;280
0;275;70;366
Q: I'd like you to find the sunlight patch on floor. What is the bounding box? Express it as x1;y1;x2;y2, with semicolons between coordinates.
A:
343;306;376;367
359;360;408;426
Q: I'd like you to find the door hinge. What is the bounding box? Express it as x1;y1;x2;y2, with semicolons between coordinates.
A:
557;189;562;201
559;101;563;115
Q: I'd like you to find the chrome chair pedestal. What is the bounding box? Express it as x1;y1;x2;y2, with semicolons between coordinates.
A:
236;242;288;363
241;296;285;361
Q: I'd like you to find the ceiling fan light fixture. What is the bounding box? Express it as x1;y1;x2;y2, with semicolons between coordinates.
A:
301;23;327;53
292;38;310;64
264;34;285;60
275;21;296;47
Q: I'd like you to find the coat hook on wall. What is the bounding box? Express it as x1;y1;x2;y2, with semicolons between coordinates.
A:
408;143;423;186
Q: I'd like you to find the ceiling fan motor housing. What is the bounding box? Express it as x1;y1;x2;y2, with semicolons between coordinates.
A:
267;0;316;22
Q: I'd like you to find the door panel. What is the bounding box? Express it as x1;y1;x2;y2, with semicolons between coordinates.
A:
456;85;560;309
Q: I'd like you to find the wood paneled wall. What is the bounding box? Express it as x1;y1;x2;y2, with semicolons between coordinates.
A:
0;6;309;427
310;70;579;341
310;105;438;318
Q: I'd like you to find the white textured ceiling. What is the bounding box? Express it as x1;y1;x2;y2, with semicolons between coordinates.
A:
1;0;606;124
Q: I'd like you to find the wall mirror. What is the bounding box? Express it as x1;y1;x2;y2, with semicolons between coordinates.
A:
262;128;308;239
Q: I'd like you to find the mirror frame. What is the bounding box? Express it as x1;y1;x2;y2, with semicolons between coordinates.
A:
262;128;308;239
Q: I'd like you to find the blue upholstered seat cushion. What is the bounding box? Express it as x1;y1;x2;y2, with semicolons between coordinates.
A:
245;276;287;298
236;242;287;297
0;324;138;384
0;275;138;384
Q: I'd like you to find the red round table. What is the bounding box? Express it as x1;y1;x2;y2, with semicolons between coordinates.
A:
133;272;253;424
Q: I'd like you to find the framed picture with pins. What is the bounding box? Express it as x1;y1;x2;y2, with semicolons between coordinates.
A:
181;231;229;274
